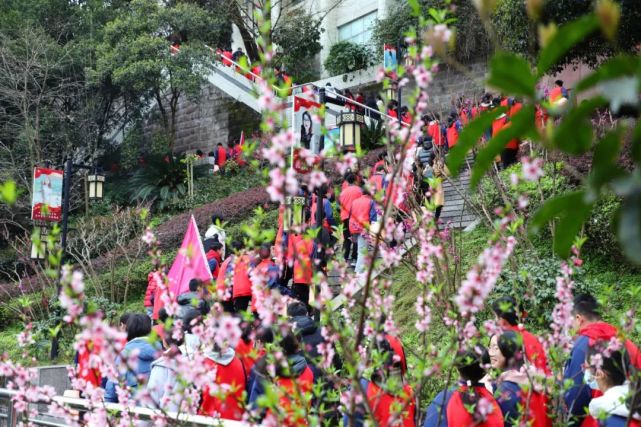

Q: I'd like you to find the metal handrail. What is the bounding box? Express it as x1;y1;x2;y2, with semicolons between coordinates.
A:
0;387;244;426
202;44;407;125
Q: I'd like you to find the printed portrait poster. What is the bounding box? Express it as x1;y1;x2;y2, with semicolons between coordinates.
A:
383;44;397;73
294;95;322;154
31;167;64;222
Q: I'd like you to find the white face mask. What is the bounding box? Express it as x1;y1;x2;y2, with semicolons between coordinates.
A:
584;370;599;390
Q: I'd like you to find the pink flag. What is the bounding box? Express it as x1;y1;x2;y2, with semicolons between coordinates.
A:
153;215;212;319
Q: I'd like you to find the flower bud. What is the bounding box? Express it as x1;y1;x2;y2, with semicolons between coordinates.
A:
596;0;621;41
525;0;544;20
538;22;557;48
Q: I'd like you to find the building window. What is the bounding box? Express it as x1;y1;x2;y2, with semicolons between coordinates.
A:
338;11;377;45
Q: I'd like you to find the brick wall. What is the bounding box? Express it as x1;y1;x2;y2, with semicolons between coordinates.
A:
145;84;261;154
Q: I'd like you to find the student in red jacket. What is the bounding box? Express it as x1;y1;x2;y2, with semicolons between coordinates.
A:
445;113;461;149
205;241;223;279
488;330;551;427
144;270;160;318
492;114;519;168
349;190;377;274
199;344;247;420
339;172;363;263
249;332;315;426
216;142;227;169
423;348;503;427
564;294;641;427
232;249;253;313
491;296;550;374
427;115;444;149
290;232;315;307
345;338;415;426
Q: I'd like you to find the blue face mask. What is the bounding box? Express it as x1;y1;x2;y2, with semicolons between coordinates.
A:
583;370;599;390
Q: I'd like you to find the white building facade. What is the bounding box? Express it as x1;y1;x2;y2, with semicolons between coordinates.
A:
231;0;396;78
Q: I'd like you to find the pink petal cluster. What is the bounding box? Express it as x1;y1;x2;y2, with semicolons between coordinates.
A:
455;236;517;317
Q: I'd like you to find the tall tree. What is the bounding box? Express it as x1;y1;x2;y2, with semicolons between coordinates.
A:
92;0;218;150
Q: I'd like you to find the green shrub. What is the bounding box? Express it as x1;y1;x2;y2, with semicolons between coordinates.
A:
129;153;203;211
493;253;597;333
583;195;624;261
323;41;374;76
473;162;571;215
172;165;264;211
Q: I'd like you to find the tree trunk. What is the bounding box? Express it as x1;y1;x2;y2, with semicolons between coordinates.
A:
230;4;261;62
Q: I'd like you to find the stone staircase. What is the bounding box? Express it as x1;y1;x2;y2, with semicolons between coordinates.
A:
440;153;477;230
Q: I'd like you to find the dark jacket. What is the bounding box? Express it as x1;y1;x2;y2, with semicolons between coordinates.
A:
177;292;209;319
293;315;342;371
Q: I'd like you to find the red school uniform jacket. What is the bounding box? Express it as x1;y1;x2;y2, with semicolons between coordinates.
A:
366;380;416;427
428;121;444;146
291;234;314;285
349;194;375;235
216;146;228;168
447;385;504;427
385;334;407;375
339;184;363;222
199;355;246;420
144;272;158;308
492;116;519;150
271;366;314;426
508;324;550;374
216;257;234;302
232;254;252;299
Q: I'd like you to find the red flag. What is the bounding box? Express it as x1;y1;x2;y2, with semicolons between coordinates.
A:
294;96;321;112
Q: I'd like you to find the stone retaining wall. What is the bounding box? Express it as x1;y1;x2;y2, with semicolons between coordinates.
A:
145;85;261;154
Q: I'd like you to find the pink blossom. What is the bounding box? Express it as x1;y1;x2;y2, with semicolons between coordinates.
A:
141;228;156;245
521;157;545;181
455;236;517;317
433;24;453;43
413;65;433;89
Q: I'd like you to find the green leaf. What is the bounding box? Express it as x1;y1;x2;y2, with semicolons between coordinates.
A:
487;52;536;99
587;130;624;194
446;108;506;175
408;0;421;16
529;191;594;258
537;15;599;77
470;105;536;188
551;97;606;155
0;181;18;206
575;55;641;93
618;191;641;265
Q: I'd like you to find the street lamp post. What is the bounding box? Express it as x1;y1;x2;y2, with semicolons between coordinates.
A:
50;159;104;360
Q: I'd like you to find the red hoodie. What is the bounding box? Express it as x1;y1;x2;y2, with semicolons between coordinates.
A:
579;322;641;369
508;325;550;374
578;322;641;427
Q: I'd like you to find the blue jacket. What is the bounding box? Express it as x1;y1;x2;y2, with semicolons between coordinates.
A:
104;337;160;402
342;378;370;427
604;415;627;427
423;389;454;427
563;335;592;419
494;381;521;427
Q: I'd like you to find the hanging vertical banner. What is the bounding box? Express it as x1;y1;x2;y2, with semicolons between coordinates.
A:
292;95;323;173
383;44;397;74
294;95;322;154
31;167;64;222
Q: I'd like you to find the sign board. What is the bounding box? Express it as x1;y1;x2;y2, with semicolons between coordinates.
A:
293;95;322;154
383;44;397;74
31;167;64;222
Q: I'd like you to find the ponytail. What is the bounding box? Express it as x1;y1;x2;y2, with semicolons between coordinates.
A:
456;347;490;423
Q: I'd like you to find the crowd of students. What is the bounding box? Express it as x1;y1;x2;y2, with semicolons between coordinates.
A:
78;287;641;426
